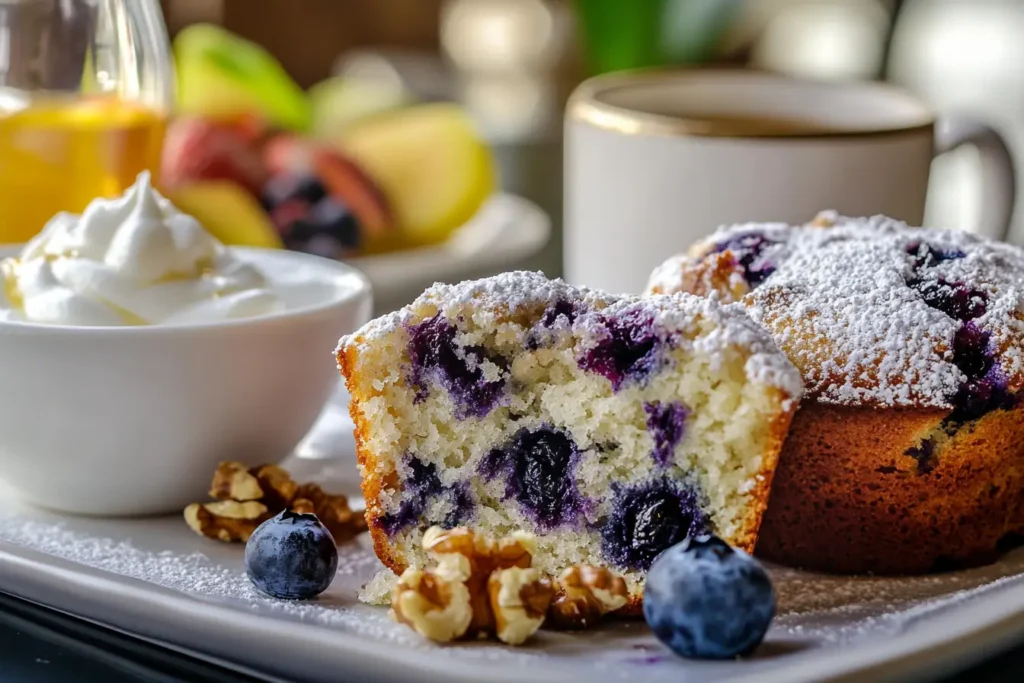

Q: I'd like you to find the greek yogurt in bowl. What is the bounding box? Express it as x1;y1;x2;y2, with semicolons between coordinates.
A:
0;172;282;326
0;174;372;516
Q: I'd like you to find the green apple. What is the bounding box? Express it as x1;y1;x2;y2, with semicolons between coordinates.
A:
174;24;311;132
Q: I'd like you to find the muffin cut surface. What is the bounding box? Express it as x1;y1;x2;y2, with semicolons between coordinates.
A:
337;272;801;604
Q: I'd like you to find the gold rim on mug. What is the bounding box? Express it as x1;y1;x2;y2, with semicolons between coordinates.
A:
567;69;937;139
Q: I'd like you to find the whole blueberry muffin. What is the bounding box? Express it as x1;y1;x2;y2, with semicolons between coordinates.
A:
337;272;801;608
649;213;1024;574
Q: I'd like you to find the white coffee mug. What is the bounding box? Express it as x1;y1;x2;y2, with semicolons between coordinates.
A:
564;70;1016;294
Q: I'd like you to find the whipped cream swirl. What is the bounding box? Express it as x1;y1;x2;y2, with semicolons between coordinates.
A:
0;172;282;326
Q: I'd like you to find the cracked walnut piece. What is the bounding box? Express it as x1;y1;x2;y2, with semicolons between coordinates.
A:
293;482;368;542
185;461;366;544
547;566;629;630
423;526;537;636
392;558;474;642
392;526;553;644
209;462;297;510
488;567;554;645
183;500;269;542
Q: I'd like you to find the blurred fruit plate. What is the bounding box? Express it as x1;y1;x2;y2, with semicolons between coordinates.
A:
349;192;550;314
3;396;1024;682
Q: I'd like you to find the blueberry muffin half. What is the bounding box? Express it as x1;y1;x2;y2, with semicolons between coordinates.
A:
649;213;1024;574
337;272;801;608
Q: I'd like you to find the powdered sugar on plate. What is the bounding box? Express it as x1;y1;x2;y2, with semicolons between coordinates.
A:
1;503;1024;678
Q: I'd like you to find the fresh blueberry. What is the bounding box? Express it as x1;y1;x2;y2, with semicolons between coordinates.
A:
643;535;776;660
577;310;661;390
245;510;338;600
310;196;361;248
407;315;507;418
261;173;326;211
645;401;688;467
280;198;362;257
712;233;778;287
601;479;706;571
481;427;583;529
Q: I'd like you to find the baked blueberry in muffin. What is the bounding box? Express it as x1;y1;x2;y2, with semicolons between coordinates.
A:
649;213;1024;574
337;272;801;607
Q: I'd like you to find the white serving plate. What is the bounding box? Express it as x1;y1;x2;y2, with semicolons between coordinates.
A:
2;393;1024;683
349;193;550;314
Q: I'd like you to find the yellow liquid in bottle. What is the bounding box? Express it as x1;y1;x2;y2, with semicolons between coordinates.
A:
0;95;166;244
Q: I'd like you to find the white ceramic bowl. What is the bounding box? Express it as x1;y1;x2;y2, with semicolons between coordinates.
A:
0;247;372;516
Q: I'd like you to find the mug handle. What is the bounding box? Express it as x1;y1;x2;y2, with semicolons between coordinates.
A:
933;117;1016;241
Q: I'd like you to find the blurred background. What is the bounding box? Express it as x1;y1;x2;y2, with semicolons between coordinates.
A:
6;0;1024;309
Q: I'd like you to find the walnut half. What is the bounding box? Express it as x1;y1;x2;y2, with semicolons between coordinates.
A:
546;566;629;630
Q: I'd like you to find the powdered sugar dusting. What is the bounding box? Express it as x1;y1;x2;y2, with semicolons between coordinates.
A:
0;515;542;659
338;271;803;400
4;515;1024;648
651;215;1024;408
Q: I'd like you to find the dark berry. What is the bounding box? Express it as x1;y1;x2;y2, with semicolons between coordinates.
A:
261;173;326;211
910;278;987;321
407;315;507;418
577;309;661;390
906;241;965;271
944;322;1015;422
481;427;582;529
268;199;309;235
951;372;1015;423
952;322;993;378
645;402;688;467
601;479;706;571
643;535;776;660
245;510;338;600
310;196;361;249
712;233;778;287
